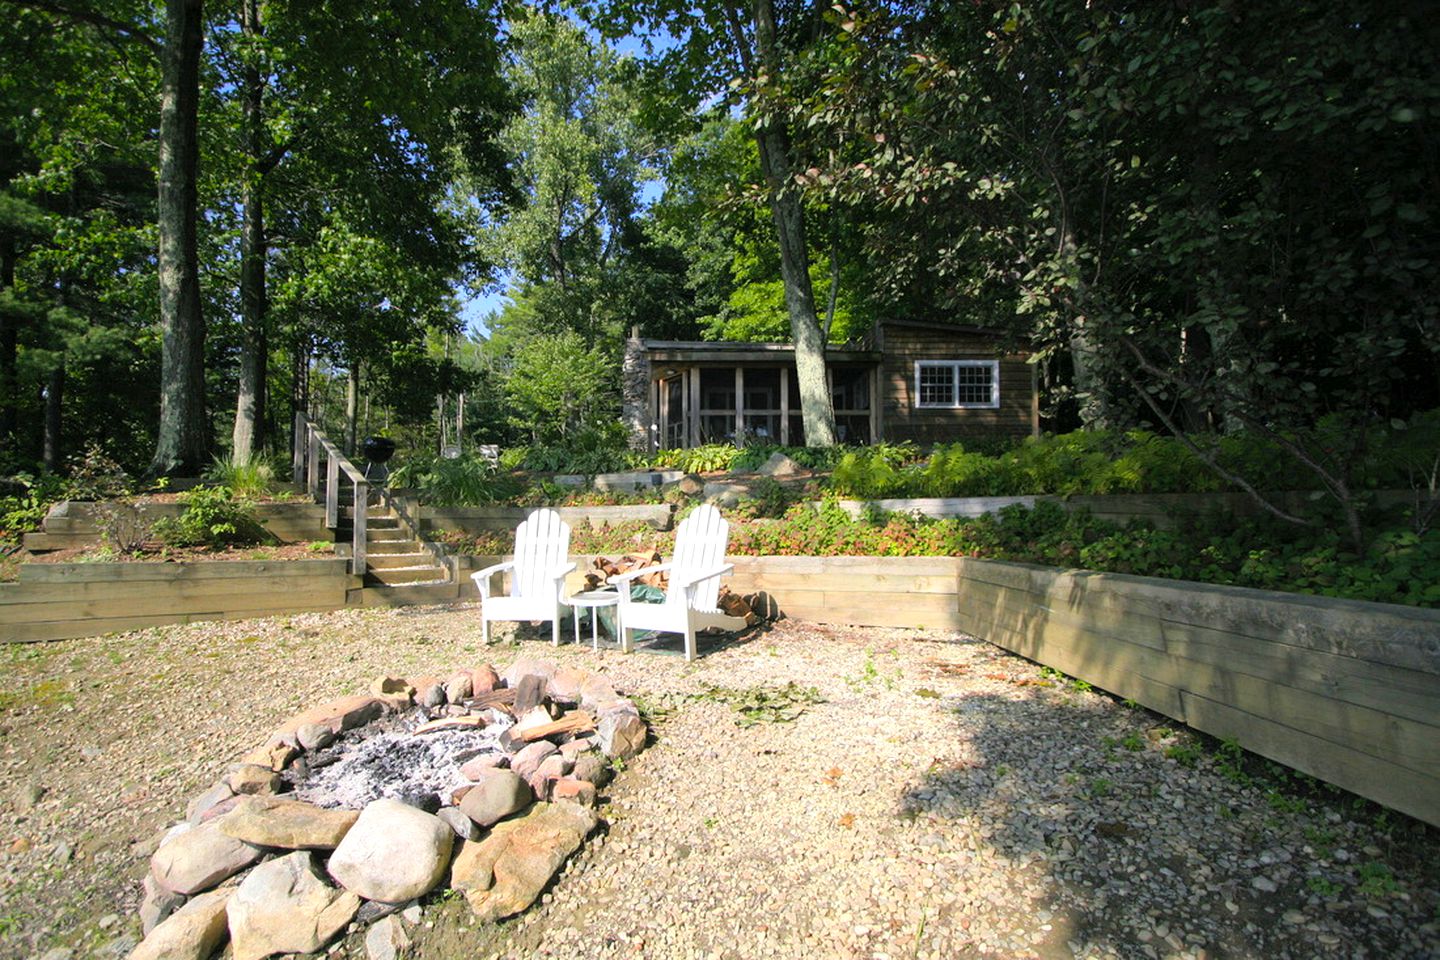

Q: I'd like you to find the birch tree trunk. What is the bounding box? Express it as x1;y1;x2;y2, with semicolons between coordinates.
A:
231;0;266;464
151;0;208;476
750;0;835;446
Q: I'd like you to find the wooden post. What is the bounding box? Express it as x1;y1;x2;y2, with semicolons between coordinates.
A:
734;367;744;447
688;368;700;448
325;457;339;529
351;480;368;576
306;428;320;501
870;365;882;443
780;366;790;445
292;412;305;486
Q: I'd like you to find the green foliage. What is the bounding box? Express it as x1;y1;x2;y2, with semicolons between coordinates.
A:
827;427;1440;502
203;455;276;500
510;423;635;476
389;455;523;507
646;444;741;474
152;487;271;548
691;681;825;727
0;473;68;546
502;332;618;444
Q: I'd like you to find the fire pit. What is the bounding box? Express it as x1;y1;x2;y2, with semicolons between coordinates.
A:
127;658;647;960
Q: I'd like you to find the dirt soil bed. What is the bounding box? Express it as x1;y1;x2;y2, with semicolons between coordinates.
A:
14;540;332;570
0;609;1435;960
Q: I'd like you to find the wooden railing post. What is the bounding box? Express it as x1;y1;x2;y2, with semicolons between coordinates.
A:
306;428;320;501
351;480;369;576
292;412;306;487
325;457;340;529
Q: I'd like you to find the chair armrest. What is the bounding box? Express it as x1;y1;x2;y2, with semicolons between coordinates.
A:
607;562;675;586
547;562;577;598
676;564;733;589
470;561;515;601
472;560;515;580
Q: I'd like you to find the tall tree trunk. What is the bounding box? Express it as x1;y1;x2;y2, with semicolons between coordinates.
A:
43;364;63;471
0;243;16;445
231;0;267;465
751;0;835;446
151;0;208;477
345;362;359;455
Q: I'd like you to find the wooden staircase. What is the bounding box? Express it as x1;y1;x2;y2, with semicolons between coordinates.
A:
338;501;462;606
294;413;462;608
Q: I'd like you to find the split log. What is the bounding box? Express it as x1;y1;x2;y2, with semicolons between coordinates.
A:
462;687;518;716
412;715;488;736
516;710;595;744
717;586;759;626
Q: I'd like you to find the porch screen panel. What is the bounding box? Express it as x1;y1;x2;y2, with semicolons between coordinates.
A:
699;368;736;444
743;368;782;444
831;365;872;444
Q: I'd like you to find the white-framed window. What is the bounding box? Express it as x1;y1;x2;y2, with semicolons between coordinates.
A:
914;359;999;409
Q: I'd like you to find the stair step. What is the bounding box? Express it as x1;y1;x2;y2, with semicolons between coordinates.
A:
367;552;436;569
366;540;423;555
367;566;450;586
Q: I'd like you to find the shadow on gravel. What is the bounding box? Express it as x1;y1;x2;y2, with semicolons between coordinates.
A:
897;675;1437;960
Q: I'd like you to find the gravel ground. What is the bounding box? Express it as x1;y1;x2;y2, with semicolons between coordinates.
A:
0;604;1436;960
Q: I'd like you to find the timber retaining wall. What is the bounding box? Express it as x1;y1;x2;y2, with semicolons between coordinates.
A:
0;559;359;643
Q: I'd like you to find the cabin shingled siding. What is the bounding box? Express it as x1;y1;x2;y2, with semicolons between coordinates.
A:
880;326;1033;443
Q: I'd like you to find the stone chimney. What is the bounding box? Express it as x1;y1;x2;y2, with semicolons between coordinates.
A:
621;326;650;452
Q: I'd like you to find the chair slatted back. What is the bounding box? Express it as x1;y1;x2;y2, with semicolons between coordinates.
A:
513;508;571;599
669;504;729;613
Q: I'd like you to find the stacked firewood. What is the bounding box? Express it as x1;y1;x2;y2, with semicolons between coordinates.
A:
584;551;761;626
582;550;667;591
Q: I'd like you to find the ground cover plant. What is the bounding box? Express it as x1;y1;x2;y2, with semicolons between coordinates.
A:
442;500;1440;609
829;418;1440;501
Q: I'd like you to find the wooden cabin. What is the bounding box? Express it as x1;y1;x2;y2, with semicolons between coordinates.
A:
621;320;1038;451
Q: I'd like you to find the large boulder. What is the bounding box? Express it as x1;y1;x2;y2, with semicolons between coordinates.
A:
457;770;532;827
327;799;452;903
227;851;360;960
500;658;556;688
127;888;232;960
274;694;386;737
150;820;264;895
451;801;598;922
219;796;359;850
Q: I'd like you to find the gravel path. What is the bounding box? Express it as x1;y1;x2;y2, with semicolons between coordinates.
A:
0;604;1436;960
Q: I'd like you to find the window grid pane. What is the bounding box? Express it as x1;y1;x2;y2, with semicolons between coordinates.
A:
956;364;993;405
918;364;954;406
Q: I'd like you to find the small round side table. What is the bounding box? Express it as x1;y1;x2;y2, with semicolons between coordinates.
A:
564;588;621;650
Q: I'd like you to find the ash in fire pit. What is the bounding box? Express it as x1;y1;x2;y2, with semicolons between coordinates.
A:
127;659;650;960
292;709;512;812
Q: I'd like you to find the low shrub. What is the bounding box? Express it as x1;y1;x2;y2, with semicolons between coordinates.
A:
390;454;524;506
645;444;740;474
92;498;158;553
152;486;271;547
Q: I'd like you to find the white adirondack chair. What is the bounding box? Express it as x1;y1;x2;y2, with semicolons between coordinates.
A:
608;504;747;661
471;508;575;646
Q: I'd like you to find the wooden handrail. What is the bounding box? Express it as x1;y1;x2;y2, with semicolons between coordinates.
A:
293;412;370;575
